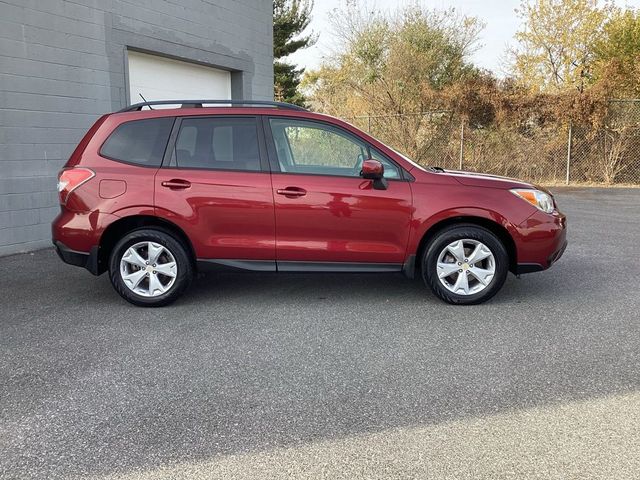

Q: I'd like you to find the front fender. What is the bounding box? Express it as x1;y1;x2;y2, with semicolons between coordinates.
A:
407;206;521;259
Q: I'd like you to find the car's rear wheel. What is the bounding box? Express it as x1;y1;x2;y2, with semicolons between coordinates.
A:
422;225;509;305
109;229;193;307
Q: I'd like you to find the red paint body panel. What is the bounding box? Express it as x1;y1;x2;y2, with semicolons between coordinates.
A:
52;106;567;276
154;169;275;260
406;179;531;259
271;174;412;263
52;209;118;252
403;171;566;267
515;209;567;267
64;164;155;215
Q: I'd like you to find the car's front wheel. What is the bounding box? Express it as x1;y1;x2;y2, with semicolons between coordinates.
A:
109;229;193;307
422;225;509;305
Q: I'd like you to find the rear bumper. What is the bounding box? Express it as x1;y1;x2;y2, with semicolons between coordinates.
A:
52;208;121;275
54;241;100;275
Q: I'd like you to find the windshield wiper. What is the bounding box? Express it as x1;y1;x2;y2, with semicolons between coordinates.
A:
426;166;445;173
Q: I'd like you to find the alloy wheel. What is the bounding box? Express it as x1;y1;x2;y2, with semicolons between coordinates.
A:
436;239;496;296
120;241;177;297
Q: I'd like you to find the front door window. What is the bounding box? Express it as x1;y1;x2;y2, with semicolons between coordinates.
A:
269;118;401;179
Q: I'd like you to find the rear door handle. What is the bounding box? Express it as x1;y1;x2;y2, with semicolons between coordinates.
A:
276;187;307;197
161;179;191;190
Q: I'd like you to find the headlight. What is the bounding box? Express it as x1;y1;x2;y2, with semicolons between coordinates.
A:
510;189;555;214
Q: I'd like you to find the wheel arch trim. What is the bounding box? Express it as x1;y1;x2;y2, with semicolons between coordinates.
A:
412;210;519;275
97;214;196;275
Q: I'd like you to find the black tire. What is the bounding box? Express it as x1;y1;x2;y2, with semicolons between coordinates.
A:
422;224;509;305
108;228;193;307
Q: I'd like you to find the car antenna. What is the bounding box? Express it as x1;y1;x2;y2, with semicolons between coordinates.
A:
139;93;153;109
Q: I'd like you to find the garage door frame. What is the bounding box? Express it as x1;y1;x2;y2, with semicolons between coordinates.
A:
123;47;247;105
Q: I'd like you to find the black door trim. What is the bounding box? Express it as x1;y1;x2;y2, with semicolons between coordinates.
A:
197;259;403;273
277;261;403;273
197;259;277;272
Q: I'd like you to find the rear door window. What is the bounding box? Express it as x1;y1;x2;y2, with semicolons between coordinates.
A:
172;117;261;171
100;118;174;166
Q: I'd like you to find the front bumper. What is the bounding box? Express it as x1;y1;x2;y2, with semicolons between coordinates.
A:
515;238;567;274
514;208;567;274
54;241;101;275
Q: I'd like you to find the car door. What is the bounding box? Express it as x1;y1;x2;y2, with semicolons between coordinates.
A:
154;115;276;267
264;116;413;269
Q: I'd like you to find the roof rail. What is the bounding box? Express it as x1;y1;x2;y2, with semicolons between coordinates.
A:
117;99;307;113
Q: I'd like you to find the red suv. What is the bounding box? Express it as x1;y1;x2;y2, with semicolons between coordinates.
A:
52;100;567;306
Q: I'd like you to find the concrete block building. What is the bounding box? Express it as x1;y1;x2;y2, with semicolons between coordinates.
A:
0;0;274;255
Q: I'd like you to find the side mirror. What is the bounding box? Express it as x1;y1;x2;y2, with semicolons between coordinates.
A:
361;159;384;179
361;159;388;190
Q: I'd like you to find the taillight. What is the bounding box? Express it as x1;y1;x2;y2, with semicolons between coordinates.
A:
57;167;95;205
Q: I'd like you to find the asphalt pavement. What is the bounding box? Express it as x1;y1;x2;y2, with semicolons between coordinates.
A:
1;187;639;479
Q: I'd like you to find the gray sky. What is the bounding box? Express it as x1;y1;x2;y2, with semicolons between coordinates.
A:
288;0;640;76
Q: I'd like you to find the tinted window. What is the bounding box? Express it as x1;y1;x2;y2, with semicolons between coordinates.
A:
100;118;173;166
173;117;261;171
269;118;401;179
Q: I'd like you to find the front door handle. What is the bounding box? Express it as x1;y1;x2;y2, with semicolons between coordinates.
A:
161;179;191;190
276;187;307;198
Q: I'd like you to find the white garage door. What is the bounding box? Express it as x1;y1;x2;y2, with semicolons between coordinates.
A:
127;51;231;106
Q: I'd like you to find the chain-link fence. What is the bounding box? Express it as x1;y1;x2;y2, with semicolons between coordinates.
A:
347;100;640;185
569;100;640;184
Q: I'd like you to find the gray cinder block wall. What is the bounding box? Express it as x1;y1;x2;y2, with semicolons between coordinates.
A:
0;0;273;256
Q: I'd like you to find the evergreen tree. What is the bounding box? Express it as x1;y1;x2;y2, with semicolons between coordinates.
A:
273;0;315;106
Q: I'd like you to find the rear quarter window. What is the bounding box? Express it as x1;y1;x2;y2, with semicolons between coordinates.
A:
100;117;174;166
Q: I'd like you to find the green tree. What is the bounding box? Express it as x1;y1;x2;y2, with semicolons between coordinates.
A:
306;4;483;113
303;3;484;161
511;0;613;93
592;9;640;96
273;0;316;106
